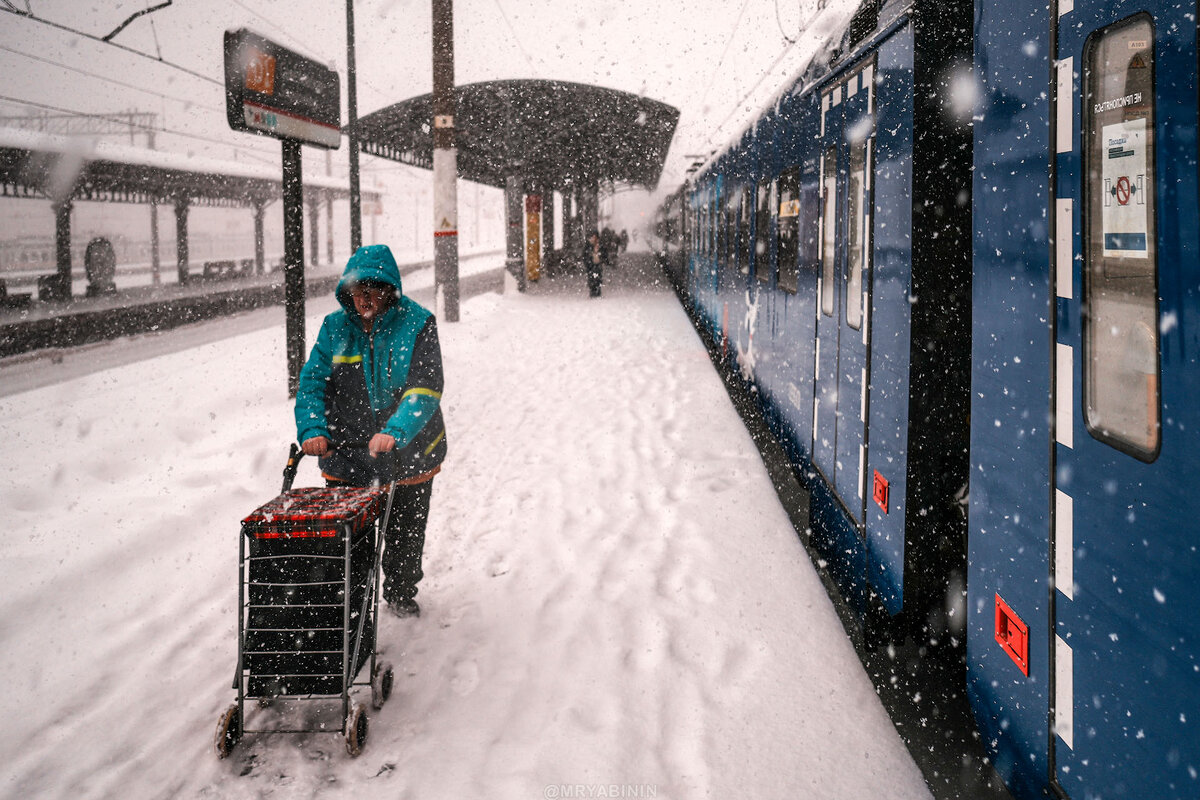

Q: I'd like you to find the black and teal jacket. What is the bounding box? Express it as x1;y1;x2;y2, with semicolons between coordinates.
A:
294;245;447;485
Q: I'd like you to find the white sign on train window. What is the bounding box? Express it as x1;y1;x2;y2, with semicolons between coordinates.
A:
1100;118;1148;258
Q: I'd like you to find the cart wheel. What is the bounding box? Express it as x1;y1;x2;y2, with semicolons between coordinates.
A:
371;661;394;709
214;703;242;758
344;702;369;757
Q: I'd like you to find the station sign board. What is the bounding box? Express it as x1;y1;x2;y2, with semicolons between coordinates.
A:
224;28;341;149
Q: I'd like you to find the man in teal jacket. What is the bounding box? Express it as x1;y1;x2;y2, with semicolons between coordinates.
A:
295;244;447;618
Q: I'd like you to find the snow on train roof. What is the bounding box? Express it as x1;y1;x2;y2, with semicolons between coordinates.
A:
689;0;902;182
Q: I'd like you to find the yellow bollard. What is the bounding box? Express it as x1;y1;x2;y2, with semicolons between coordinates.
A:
525;195;542;282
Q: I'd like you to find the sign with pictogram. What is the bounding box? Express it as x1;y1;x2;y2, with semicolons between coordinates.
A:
1100;119;1148;257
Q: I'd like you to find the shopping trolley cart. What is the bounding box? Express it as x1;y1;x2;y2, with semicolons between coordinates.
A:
215;444;396;757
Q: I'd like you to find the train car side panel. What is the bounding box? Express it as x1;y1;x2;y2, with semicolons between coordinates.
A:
1051;2;1200;798
969;0;1056;796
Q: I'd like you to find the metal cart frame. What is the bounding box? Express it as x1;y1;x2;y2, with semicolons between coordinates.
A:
215;445;397;757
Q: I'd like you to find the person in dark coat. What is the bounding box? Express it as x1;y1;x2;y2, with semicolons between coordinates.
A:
601;226;619;272
294;244;447;618
584;229;608;297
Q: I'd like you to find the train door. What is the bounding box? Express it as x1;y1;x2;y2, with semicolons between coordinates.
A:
813;60;876;525
812;88;844;485
1051;5;1200;798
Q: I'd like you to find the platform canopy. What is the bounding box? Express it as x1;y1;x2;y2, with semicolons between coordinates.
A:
355;80;680;191
0;128;375;208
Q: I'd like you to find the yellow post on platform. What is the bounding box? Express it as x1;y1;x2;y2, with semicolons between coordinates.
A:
525;194;542;282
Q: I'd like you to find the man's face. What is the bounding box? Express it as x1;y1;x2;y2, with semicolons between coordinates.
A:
350;282;392;322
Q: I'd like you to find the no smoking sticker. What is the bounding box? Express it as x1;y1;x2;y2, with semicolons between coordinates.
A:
1113;175;1134;205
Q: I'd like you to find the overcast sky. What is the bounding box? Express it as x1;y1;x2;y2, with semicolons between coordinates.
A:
0;0;856;252
2;1;864;182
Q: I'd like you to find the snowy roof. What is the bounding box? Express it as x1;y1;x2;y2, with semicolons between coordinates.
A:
356;80;680;191
688;0;904;184
0;127;374;207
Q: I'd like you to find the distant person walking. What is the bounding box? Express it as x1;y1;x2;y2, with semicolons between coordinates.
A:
584;229;608;298
294;244;447;618
601;227;619;272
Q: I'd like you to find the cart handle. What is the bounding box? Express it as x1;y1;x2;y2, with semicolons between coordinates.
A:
281;443;304;493
280;441;380;493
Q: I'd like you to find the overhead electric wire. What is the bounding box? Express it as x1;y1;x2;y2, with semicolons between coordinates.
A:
229;0;320;56
0;7;221;87
102;0;173;43
774;0;797;44
490;0;540;78
694;0;753;120
0;93;279;167
696;2;829;160
0;43;222;116
227;0;394;107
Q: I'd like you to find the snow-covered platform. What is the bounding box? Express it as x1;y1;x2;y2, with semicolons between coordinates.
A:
0;251;937;799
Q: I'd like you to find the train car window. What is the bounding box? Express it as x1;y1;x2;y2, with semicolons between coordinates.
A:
777;166;802;293
801;157;820;276
846;138;872;330
1083;14;1159;459
726;192;738;267
738;186;752;275
755;179;773;283
716;194;727;265
820;147;837;316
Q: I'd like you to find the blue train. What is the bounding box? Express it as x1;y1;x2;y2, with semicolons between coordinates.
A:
658;0;1198;798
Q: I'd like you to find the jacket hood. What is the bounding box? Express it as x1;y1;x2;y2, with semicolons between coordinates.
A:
335;244;404;316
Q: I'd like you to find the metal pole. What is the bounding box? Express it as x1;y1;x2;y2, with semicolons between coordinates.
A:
282;139;306;398
308;194;320;266
174;196;189;285
504;174;525;292
253;201;266;275
432;0;459;322
346;0;362;252
326;193;335;265
149;200;161;286
51;199;72;301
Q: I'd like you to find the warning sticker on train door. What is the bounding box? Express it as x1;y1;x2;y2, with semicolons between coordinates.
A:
1101;118;1148;257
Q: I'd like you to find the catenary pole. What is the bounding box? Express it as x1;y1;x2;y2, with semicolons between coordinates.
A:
282;139;306;398
347;0;362;251
432;0;459;321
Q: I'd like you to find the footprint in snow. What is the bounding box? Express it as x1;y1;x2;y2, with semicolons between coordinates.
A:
449;659;480;696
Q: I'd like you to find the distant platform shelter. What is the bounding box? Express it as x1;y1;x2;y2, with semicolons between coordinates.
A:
0;127;379;301
356;79;679;280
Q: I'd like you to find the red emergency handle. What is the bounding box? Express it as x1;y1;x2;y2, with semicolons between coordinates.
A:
995;594;1030;676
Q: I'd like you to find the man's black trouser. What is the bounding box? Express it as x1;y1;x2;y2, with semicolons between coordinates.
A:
381;478;433;603
328;476;433;603
587;264;603;297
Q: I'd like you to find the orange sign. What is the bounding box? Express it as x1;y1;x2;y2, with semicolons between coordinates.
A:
244;47;276;95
